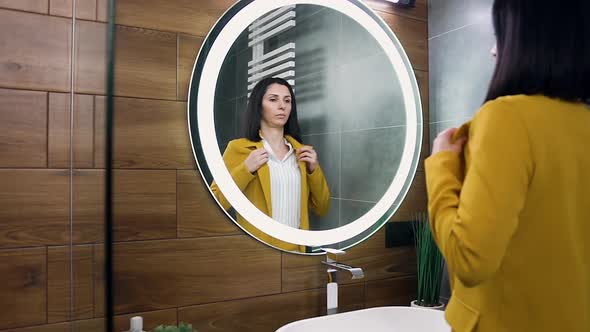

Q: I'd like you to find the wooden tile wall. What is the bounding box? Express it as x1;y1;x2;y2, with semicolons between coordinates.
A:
0;0;429;330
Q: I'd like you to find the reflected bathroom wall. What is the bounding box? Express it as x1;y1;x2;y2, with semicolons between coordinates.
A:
215;5;408;232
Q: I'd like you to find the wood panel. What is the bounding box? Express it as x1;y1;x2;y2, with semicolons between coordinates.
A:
379;11;428;71
116;0;235;36
114;25;177;100
48;93;95;168
367;0;428;22
390;171;427;222
112;97;194;169
177;170;241;237
365;275;417;308
75;20;107;94
97;0;107;22
178;34;204;101
281;228;416;292
50;0;96;20
113;170;176;241
0;0;48;14
73;170;105;243
178;283;364;332
415;69;430;170
0;247;46;330
0;88;47;167
3;319;105;332
93;244;105;318
94;96;106;168
114;309;177;331
47;245;94;322
0;10;71;92
113;236;281;313
0;170;69;248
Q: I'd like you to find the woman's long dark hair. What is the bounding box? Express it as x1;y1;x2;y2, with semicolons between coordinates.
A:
485;0;590;103
243;77;302;143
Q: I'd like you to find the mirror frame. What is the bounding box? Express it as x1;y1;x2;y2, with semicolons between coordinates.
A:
188;0;423;251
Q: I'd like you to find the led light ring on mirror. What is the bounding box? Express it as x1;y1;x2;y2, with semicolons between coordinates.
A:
190;0;421;247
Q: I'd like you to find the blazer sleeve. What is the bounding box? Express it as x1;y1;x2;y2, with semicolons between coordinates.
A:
210;141;256;211
425;100;533;287
307;164;331;217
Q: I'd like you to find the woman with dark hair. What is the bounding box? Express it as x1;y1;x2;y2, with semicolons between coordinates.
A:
426;0;589;331
211;77;330;251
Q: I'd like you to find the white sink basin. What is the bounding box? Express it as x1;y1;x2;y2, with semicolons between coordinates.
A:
276;306;451;332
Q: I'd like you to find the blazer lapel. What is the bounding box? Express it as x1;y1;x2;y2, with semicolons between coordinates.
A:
254;141;273;215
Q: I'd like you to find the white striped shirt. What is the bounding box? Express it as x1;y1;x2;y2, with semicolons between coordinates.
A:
262;138;301;228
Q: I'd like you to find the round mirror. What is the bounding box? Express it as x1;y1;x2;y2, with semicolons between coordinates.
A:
188;0;422;254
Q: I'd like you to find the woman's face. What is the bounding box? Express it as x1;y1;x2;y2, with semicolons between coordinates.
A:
260;83;292;129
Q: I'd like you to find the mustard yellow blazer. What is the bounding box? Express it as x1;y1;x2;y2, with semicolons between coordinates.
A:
211;135;331;251
426;95;590;332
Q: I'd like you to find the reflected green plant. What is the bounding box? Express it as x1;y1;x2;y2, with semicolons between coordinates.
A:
412;212;444;306
152;322;193;332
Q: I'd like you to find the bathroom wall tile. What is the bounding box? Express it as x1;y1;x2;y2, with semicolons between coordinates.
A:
0;0;48;14
93;96;106;168
340;127;405;202
339;13;383;65
214;98;237;153
234;47;250;99
177;170;241;237
113;236;281;313
0;89;47;168
3;319;105;332
50;0;96;20
178;283;364;332
429;0;491;38
338;52;406;131
343;229;416;283
340;199;376;227
365;275;417;307
93;244;104;318
75;20;107;95
112;97;194;169
114;26;176;100
73;170;105;243
309;198;339;231
115;0;235;36
0;247;47;329
429;21;495;122
0;10;71;92
302;132;340;198
296;70;340;135
96;0;107;22
178;34;204;101
216;54;237;102
378;11;428;71
282;228;415;292
48;93;95;169
389;171;427;222
113;170;176;241
0;170;69;248
47;245;94;322
293;7;341;77
114;309;177;331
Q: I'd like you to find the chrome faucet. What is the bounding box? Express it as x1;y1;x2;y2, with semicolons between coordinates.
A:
320;248;365;315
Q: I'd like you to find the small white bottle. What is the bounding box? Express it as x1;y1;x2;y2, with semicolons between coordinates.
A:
128;316;146;332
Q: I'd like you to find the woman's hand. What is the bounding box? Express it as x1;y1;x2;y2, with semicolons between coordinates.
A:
297;146;318;173
244;148;269;173
432;127;468;155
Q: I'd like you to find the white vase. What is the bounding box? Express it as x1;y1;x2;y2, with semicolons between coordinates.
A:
411;300;445;311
